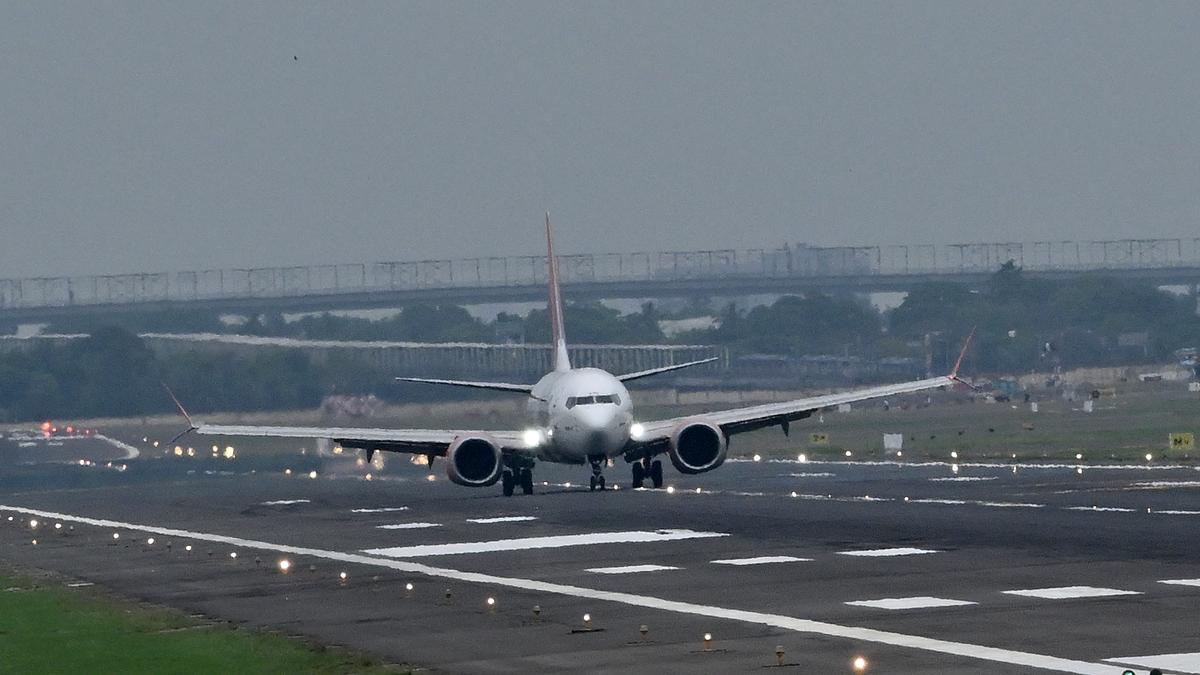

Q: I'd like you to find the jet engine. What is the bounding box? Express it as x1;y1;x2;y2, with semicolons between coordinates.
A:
446;435;504;487
667;421;728;474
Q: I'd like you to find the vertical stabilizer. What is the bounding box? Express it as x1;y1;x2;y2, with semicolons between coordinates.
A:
545;212;571;371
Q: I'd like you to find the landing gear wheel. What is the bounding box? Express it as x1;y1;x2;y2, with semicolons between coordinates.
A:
589;475;598;491
631;461;645;489
501;470;515;497
649;460;664;489
519;469;534;495
597;475;606;490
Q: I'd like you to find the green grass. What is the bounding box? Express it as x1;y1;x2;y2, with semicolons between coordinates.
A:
0;571;406;675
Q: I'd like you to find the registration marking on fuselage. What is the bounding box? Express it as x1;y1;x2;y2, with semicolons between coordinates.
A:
585;564;679;574
711;555;812;565
837;547;939;557
846;596;977;611
362;529;728;558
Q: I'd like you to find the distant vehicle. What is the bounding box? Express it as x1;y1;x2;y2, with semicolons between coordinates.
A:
169;215;971;496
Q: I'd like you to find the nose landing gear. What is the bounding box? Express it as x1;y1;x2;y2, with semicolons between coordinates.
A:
588;457;607;491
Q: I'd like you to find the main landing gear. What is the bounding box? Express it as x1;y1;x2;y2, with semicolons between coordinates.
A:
589;456;606;491
631;457;663;489
501;463;534;497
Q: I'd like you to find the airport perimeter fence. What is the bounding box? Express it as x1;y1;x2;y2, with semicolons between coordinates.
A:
3;238;1200;311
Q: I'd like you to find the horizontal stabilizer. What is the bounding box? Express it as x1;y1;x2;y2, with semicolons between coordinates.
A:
395;377;534;393
616;357;719;383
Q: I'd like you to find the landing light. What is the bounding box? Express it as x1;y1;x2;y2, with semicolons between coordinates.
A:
223;446;235;459
753;454;761;462
798;454;807;463
666;486;675;494
630;423;645;440
339;571;347;581
426;474;436;482
950;451;958;459
185;545;192;552
522;429;543;448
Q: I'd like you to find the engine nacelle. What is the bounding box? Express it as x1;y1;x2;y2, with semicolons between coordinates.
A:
667;421;728;474
446;435;503;487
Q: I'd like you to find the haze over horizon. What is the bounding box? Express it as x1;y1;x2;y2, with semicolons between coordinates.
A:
3;2;1199;278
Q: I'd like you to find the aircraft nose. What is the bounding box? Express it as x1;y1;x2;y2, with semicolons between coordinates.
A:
575;405;614;431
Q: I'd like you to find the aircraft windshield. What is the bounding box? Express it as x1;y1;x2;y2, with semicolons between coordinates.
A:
566;393;620;409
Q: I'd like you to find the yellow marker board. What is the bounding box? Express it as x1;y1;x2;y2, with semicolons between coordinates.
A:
1169;433;1195;450
809;433;829;446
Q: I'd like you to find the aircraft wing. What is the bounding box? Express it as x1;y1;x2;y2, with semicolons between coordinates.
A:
630;375;956;445
193;424;529;456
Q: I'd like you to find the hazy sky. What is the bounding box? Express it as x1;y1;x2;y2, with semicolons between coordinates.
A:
3;2;1199;278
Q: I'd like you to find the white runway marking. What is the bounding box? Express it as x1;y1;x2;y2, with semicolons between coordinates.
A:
94;434;140;460
351;507;409;513
929;476;997;482
363;529;728;558
787;472;836;478
846;596;976;610
260;499;310;506
909;498;968;505
585;564;679;574
1158;578;1200;588
376;522;441;530
1064;506;1136;513
466;516;538;524
711;555;811;565
0;504;1122;674
1003;586;1140;600
838;547;939;557
977;502;1044;509
1104;652;1200;673
1155;509;1200;515
1131;480;1200;488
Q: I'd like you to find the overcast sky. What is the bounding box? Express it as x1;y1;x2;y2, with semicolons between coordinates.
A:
2;2;1198;278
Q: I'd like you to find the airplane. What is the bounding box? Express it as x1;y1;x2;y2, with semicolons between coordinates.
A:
167;214;972;496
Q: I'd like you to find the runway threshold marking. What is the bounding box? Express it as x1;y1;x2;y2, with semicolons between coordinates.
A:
585;564;679;574
845;596;977;611
362;529;727;557
837;547;939;557
1002;586;1141;600
710;555;811;565
0;504;1124;675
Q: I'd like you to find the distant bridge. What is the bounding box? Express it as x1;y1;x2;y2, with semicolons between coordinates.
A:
3;238;1199;325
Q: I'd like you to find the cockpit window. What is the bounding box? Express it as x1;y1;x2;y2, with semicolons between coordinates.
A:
566;394;619;408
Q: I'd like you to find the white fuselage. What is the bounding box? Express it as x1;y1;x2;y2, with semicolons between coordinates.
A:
527;367;634;464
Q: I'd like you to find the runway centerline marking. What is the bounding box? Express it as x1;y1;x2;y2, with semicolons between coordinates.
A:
711;555;811;565
260;499;310;506
1002;586;1141;600
362;529;728;557
0;504;1125;675
376;522;441;530
585;564;679;574
1158;579;1200;588
838;547;938;557
465;516;538;524
351;507;409;513
846;596;977;611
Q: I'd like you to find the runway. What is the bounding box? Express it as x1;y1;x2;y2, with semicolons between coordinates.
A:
2;431;1199;673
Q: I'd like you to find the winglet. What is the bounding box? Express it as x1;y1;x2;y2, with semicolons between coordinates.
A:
949;327;976;383
162;382;198;444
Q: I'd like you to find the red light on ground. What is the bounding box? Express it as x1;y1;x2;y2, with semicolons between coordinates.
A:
41;421;52;432
66;426;74;434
